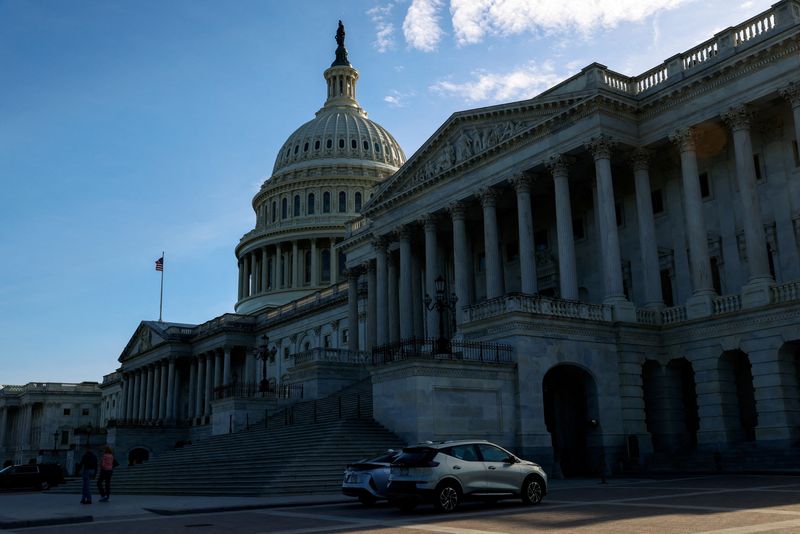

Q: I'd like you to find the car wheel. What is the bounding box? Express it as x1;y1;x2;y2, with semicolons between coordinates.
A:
521;477;543;505
434;482;460;513
38;481;49;491
358;495;377;506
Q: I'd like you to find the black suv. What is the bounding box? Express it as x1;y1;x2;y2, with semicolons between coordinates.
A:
0;463;65;491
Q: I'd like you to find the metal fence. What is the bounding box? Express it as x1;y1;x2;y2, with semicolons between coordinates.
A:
371;338;513;366
212;382;304;401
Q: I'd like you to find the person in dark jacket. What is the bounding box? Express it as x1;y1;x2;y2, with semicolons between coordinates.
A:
79;445;97;504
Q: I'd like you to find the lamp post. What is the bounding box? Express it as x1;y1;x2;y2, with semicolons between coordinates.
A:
85;422;93;447
424;275;458;354
254;334;278;395
52;431;59;455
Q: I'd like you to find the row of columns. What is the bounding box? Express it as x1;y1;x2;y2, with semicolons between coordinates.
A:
238;238;341;300
121;348;232;423
347;98;789;347
0;405;32;454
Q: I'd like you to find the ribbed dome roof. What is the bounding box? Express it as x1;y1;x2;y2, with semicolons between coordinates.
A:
272;106;405;174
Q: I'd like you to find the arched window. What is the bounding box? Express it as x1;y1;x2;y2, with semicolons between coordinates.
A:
323;192;331;213
272;201;277;222
327;139;333;149
307;193;315;215
303;142;309;152
304;251;311;283
281;198;288;219
363;140;369;150
338;191;347;213
354;191;362;212
294;145;299;154
339;139;345;148
314;140;320;150
351;139;357;149
293;195;300;216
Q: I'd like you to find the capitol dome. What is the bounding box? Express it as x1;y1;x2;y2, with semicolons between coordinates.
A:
234;21;404;314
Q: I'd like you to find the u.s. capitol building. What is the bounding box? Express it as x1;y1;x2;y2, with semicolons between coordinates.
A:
4;2;800;478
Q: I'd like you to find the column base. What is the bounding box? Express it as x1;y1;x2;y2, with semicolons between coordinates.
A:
741;277;775;309
686;291;715;319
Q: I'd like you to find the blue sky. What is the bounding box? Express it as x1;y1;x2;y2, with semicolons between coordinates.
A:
0;0;774;385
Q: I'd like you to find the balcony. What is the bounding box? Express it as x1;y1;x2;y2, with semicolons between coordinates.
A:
371;338;514;366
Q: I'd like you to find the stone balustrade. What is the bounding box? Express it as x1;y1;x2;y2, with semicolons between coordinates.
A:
636;308;660;325
464;293;612;323
264;281;348;321
292;348;370;366
660;306;687;324
713;294;743;315
771;280;800;303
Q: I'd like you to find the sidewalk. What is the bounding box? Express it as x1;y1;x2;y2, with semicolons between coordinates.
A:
0;478;631;530
0;491;351;530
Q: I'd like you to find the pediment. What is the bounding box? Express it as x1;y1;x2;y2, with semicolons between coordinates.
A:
119;322;165;362
367;92;588;210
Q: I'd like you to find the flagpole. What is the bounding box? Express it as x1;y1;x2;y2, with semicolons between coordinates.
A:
159;251;164;323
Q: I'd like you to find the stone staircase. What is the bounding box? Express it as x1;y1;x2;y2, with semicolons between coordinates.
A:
53;380;406;496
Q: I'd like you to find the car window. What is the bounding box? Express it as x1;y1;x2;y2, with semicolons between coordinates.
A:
0;466;10;474
17;465;37;473
394;447;437;466
478;444;511;463
444;444;480;462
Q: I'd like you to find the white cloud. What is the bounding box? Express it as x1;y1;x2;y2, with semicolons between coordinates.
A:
429;60;565;103
447;0;695;46
384;89;416;107
403;0;445;51
367;3;397;53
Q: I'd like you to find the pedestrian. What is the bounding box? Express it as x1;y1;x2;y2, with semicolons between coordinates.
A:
97;446;118;502
79;445;98;504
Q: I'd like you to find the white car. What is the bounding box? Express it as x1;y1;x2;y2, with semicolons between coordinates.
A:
387;440;547;512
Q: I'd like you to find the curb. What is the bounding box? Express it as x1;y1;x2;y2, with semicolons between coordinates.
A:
0;515;93;530
144;497;352;516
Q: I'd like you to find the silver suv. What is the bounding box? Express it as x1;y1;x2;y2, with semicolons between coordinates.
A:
387;440;547;512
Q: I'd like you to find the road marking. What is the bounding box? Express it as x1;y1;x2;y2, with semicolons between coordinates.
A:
695;518;800;533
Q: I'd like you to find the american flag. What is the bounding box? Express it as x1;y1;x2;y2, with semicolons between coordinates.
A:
155;256;164;272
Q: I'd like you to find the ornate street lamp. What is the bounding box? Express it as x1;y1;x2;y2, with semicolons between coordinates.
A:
424;275;458;354
254;334;278;394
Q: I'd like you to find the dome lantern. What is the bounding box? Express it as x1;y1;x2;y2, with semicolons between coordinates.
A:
323;21;361;111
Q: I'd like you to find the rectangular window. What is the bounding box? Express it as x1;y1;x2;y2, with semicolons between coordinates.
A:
283;347;290;360
615;202;625;227
505;241;518;261
660;269;674;307
82;408;89;416
342;329;349;344
477;253;486;272
573;217;585;240
534;229;548;251
60;431;69;445
699;172;711;199
753;153;764;182
63;408;71;416
324;335;332;348
651;189;664;215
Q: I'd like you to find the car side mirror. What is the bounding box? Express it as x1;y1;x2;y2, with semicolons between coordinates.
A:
505;456;517;464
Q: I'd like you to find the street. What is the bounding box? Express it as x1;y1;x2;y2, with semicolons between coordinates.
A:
9;475;800;533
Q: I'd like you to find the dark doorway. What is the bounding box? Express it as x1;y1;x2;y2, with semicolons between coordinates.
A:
543;365;598;477
644;358;699;452
128;447;150;466
720;351;757;442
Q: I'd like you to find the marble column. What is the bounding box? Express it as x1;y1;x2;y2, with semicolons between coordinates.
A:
152;365;161;420
291;240;299;288
388;250;400;343
423;215;440;337
366;262;377;350
131;371;140;421
310;239;319;286
122;373;132;420
411;253;425;338
398;226;414;339
480;188;504;299
509;174;538;295
374;239;389;345
670;128;715;313
214;350;223;387
586;135;626;304
631;148;665;309
166;358;176;420
548;155;578;300
331;239;339;283
188;360;197;419
275;244;282;289
158;361;167;420
204;353;214;414
448;201;472;327
347;269;360;352
238;260;244;300
780;82;800;149
722;106;773;303
223;348;232;386
144;366;154;422
261;247;269;293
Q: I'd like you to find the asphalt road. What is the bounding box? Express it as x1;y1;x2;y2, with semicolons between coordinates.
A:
11;474;800;533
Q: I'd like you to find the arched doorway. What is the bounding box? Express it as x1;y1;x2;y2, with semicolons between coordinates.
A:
542;364;598;477
128;447;150;466
643;358;699;452
719;350;757;442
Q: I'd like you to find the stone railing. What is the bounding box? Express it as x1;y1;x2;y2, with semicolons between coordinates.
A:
102;372;121;385
598;1;792;96
464;293;612;323
213;382;303;401
345;216;369;238
371;338;514;366
636;308;660;325
713;294;742;315
264;281;348;321
292;348;370;366
192;313;254;336
661;306;687;325
771;280;800;303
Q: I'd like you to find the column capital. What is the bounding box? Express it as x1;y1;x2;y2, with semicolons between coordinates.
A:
397;224;414;242
508;172;533;194
446;200;469;220
669;127;696;152
371;236;388;252
584;134;616;160
420;213;439;232
546;154;571;177
780;81;800;108
344;266;362;280
363;260;376;273
721;105;752;132
629;147;652;172
479;187;499;208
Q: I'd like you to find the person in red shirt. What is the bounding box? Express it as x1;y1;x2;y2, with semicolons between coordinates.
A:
97;446;117;502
